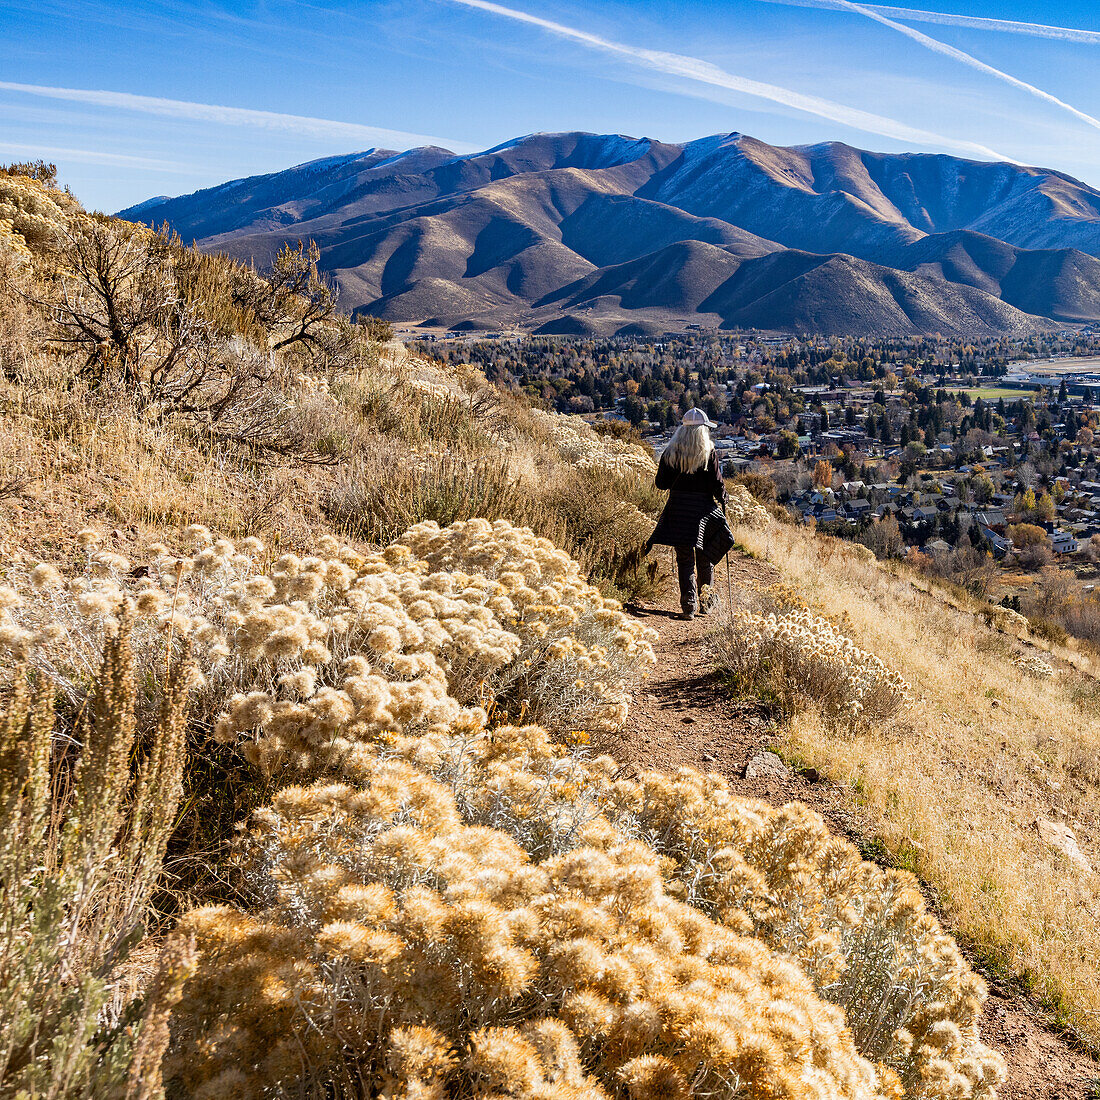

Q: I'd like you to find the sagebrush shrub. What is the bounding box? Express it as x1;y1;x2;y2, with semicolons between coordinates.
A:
2;521;657;765
724;482;771;529
397;518;658;729
531;409;657;479
716;605;911;731
2;522;1003;1099
170;709;1003;1099
1014;653;1054;678
174;762;894;1100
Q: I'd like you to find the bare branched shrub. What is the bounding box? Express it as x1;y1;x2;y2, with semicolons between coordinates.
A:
1;160;59;186
42;218;180;387
26;220;355;461
229;239;340;354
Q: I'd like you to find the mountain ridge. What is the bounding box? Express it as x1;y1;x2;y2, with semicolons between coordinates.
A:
119;130;1100;336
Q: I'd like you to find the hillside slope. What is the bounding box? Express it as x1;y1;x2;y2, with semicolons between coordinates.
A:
4;173;1099;1096
121;131;1100;335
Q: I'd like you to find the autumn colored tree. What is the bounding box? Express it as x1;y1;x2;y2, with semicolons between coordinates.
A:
1007;523;1046;549
1014;487;1037;518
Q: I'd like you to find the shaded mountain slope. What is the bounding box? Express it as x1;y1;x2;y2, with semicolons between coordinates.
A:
121;130;1100;334
525;241;1041;337
885;231;1100;322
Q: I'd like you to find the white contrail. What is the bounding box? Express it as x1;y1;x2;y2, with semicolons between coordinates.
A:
755;0;1100;45
442;0;1009;160
834;0;1100;133
0;141;199;173
0;82;473;151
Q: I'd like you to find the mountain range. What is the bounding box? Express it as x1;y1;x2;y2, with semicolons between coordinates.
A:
119;131;1100;337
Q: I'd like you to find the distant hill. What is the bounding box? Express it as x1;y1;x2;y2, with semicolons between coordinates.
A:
119;131;1100;336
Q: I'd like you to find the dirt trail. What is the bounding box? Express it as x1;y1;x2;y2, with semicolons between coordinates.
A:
618;553;1099;1100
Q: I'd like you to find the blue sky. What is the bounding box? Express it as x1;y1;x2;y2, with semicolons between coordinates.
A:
2;0;1098;211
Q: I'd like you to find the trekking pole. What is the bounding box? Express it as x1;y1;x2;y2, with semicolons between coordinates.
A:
724;504;734;625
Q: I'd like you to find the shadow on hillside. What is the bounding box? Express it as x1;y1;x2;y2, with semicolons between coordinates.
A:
622;603;682;620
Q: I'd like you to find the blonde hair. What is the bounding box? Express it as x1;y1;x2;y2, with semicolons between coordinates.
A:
663;423;713;473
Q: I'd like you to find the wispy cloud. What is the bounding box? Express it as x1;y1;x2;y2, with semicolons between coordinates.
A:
441;0;1009;160
833;0;1100;133
756;0;1100;45
0;141;199;174
0;82;473;151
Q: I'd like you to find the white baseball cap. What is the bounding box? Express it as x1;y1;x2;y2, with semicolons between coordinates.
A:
682;407;717;428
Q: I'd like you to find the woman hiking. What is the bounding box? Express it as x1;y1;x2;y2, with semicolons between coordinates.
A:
646;408;733;620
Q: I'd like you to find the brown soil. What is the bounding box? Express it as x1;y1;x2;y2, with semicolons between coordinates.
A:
618;553;1100;1100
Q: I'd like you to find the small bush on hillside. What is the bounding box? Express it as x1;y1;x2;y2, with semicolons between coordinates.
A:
1015;653;1055;678
724;482;771;529
1;160;59;185
353;313;394;342
531;409;657;479
588;417;648;447
0;625;196;1099
714;604;911;732
1016;542;1053;571
35;221;359;459
730;471;777;506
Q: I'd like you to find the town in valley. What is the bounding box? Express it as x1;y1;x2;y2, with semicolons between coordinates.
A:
423;326;1100;634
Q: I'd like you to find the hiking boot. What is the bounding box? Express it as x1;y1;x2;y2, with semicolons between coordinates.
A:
680;610;695;621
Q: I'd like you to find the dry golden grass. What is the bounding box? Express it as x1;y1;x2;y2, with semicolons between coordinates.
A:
729;518;1100;1043
0;346;661;604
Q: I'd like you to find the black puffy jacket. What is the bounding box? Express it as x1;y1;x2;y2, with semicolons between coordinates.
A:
646;451;730;556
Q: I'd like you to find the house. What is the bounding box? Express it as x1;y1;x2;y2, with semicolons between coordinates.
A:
900;505;937;524
975;509;1007;530
978;526;1011;557
846;499;872;518
722;456;753;475
927;539;952;555
1051;530;1080;555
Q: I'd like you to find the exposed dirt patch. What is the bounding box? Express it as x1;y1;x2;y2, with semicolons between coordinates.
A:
619;553;1100;1100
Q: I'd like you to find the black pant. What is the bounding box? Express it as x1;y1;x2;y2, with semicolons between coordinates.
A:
675;546;713;613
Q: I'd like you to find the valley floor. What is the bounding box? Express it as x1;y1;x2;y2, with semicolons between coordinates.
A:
618;557;1100;1100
